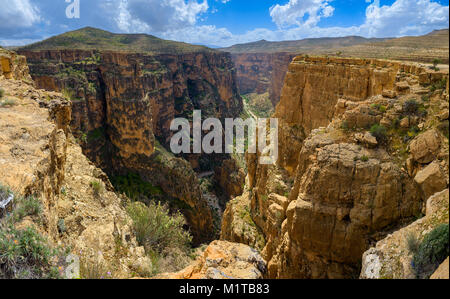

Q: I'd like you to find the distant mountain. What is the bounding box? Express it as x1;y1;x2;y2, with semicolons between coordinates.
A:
221;29;449;64
20;27;215;54
335;29;449;63
220;36;389;54
361;29;449;49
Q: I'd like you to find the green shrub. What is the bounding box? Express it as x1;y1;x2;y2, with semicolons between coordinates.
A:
0;98;17;108
0;226;62;279
80;257;112;279
360;155;369;162
126;201;192;254
111;173;163;202
370;124;388;145
90;180;104;196
0;88;4;98
413;224;449;279
403;99;419;116
12;196;42;222
432;59;442;70
406;232;420;254
430;78;447;92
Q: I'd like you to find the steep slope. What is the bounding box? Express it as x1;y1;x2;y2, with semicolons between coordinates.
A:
221;56;449;278
0;49;150;278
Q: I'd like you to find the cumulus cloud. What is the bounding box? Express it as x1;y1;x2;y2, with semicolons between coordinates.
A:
360;0;450;37
270;0;334;29
116;0;209;33
0;0;41;35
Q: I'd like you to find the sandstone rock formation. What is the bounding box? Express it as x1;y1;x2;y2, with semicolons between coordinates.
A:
0;50;150;278
157;240;266;279
222;55;449;279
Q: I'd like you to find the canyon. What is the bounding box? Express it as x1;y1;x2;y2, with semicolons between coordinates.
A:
220;56;449;278
17;28;244;243
1;27;449;279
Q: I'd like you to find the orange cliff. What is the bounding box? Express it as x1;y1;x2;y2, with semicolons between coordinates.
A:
18;49;244;244
221;55;449;278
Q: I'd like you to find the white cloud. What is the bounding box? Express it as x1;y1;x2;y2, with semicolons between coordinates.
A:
360;0;450;37
270;0;334;29
0;0;41;30
115;0;209;33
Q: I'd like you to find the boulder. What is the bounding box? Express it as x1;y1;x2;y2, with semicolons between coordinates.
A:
382;90;397;99
410;130;441;164
157;241;267;279
414;162;447;199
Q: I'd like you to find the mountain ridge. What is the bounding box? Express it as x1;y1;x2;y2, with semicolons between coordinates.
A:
20;27;216;54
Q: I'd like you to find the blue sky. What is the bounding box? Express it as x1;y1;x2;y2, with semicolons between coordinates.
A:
0;0;449;47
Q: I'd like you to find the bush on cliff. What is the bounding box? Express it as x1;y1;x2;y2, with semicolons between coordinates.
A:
370;124;388;145
0;184;62;279
126;201;193;275
127;201;192;253
413;224;449;279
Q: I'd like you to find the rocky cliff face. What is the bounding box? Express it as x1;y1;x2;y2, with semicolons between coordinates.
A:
19;49;243;243
221;55;449;278
231;53;296;106
0;50;150;278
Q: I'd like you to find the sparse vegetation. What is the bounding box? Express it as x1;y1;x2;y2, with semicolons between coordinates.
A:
126;201;193;275
437;121;449;139
0;98;17;108
12;195;42;223
403;99;419;116
432;58;442;71
0;184;63;279
0;88;4;98
79;257;113;279
412;224;449;279
406;232;420;254
430;77;448;93
90;180;104;196
111;173;163;203
370;124;388;145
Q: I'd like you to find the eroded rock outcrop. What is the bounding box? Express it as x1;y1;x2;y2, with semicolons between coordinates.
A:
0;50;150;278
157;240;266;279
222;55;449;279
274;56;447;173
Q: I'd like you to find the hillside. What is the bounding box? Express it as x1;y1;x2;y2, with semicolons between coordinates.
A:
221;36;387;54
20;27;215;54
338;29;449;63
